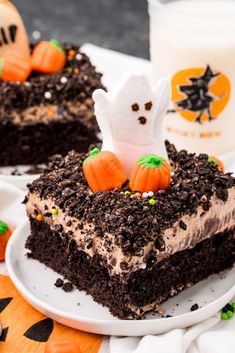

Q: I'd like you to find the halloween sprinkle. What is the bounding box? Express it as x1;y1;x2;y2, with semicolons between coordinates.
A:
48;109;55;117
57;107;64;115
221;303;235;320
142;192;148;198
44;91;52;100
60;76;68;84
68;49;76;57
142;191;154;198
130;192;141;199
148;198;156;206
51;208;58;216
36;214;44;222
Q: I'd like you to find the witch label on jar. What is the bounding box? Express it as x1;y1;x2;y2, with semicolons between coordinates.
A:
170;65;231;124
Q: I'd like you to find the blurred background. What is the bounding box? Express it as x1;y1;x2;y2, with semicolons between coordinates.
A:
12;0;149;58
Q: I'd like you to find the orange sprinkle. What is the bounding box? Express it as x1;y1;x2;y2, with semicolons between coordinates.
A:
68;56;73;61
48;109;55;117
130;192;141;199
36;214;43;222
74;68;79;74
68;49;76;57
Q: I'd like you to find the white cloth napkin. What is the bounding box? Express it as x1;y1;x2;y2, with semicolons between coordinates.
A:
109;313;235;353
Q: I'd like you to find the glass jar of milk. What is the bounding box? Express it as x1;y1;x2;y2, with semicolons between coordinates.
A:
148;0;235;155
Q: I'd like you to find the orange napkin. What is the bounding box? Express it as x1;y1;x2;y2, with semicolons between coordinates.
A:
0;274;103;353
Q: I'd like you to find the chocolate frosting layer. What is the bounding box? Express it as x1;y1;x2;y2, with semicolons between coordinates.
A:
26;188;235;276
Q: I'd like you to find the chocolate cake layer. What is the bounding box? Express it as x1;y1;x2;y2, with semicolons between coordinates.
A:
26;218;235;319
0;118;99;166
0;43;104;166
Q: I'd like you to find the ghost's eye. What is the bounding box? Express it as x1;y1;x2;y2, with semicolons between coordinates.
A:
131;103;139;112
145;101;153;111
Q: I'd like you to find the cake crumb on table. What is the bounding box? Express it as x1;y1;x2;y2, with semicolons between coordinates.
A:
62;282;74;292
191;303;199;311
54;278;64;288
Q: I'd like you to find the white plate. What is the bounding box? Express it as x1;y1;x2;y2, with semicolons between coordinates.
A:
6;221;235;336
0;165;41;190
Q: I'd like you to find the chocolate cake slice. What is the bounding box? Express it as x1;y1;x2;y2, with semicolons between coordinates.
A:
24;143;235;319
0;43;104;166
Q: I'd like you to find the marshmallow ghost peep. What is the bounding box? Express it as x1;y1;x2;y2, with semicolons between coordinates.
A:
0;0;30;59
93;76;171;175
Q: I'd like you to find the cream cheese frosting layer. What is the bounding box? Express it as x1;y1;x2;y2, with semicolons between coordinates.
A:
6;98;94;125
26;187;235;276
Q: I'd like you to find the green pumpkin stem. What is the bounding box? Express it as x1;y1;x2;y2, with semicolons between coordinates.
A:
50;39;64;52
138;154;164;169
0;220;8;235
208;156;218;167
83;148;101;165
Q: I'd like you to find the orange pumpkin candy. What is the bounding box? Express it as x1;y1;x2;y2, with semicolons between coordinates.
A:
0;220;12;261
45;340;81;353
31;39;66;74
0;55;31;82
83;148;128;192
129;154;171;193
208;156;224;172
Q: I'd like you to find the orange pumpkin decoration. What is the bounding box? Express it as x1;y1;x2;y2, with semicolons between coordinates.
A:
0;220;12;261
0;55;31;82
129;154;171;193
208;156;224;172
45;340;81;353
83;148;128;192
31;39;66;74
